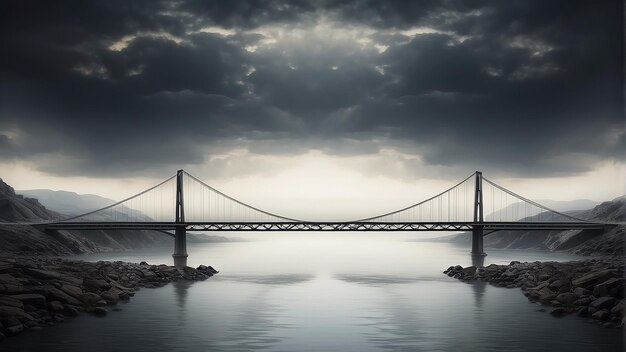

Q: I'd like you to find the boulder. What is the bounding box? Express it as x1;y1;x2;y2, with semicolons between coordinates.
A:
23;268;61;280
0;283;27;294
589;297;616;310
572;270;613;288
45;287;83;306
60;284;83;299
592;285;609;298
548;279;566;290
610;303;623;316
92;307;107;317
572;287;590;297
573;297;592;306
0;306;35;321
10;293;47;309
5;324;24;336
0;295;24;309
84;279;111;293
550;307;566;316
462;266;477;276
79;292;102;305
48;301;64;312
591;310;610;321
64;305;79;317
556;293;578;305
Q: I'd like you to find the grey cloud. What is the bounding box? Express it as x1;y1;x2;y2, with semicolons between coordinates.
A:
0;0;623;180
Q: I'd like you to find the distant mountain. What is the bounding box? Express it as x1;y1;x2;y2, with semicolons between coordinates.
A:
485;199;599;221
17;189;117;216
0;179;61;222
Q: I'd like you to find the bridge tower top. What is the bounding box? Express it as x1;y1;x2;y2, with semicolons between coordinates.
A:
474;171;484;223
176;169;185;223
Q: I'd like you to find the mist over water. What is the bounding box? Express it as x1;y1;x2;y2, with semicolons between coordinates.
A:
5;233;623;352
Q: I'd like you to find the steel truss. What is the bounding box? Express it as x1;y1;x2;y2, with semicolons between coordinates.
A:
44;221;609;232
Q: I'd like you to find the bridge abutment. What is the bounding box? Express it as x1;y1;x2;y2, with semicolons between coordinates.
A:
173;226;188;268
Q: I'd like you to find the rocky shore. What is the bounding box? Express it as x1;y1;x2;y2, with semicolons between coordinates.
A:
0;256;218;342
444;258;624;328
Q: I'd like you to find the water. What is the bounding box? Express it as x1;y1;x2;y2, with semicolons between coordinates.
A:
3;233;623;351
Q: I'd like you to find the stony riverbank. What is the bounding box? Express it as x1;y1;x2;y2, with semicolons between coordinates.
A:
0;256;218;342
444;258;624;328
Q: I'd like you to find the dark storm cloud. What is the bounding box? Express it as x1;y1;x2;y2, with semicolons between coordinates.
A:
0;0;623;178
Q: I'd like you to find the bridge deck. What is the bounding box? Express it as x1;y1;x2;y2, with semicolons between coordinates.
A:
43;221;611;232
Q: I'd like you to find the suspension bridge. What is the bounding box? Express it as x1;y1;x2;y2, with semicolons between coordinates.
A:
41;170;610;268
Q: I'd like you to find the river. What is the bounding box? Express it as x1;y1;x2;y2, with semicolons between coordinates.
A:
2;233;623;351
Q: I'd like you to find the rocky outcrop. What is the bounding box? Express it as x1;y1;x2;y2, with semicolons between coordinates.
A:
0;256;218;341
0;177;172;255
444;258;624;328
0;179;60;223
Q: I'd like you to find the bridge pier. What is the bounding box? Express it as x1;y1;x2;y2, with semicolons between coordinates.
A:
173;226;188;268
471;225;486;256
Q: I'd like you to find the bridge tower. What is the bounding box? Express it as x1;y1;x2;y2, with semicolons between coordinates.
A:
173;169;188;268
471;171;486;256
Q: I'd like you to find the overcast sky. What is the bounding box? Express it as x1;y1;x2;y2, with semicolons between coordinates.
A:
0;1;624;218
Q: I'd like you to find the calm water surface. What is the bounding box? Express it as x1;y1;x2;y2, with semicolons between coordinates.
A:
3;233;624;351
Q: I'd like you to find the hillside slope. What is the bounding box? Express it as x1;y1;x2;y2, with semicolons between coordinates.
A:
0;178;173;255
17;189;116;216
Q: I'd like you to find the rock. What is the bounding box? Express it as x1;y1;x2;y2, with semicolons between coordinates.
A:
23;268;61;280
60;284;83;299
550;308;566;316
139;261;148;266
537;287;556;303
5;324;24;336
48;300;65;312
0;283;27;294
590;297;616;310
573;297;592;306
556;293;578;305
0;273;19;285
0;306;35;321
593;285;609;298
548;280;566;290
591;310;611;321
10;293;47;309
461;266;477;276
577;307;590;316
60;275;84;286
0;295;24;309
572;287;590;297
64;305;79;317
92;307;107;317
84;279;111;293
79;292;103;305
45;287;82;306
0;316;20;328
610;303;623;316
572;270;613;288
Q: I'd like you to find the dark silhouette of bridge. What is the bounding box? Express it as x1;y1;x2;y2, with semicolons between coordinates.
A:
41;170;609;268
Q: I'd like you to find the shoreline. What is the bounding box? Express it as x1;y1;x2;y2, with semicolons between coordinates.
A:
0;255;218;342
444;256;624;328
